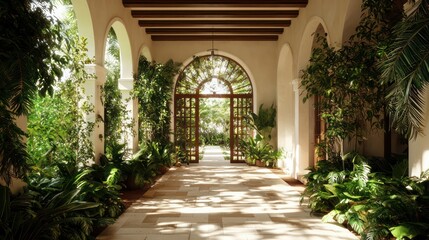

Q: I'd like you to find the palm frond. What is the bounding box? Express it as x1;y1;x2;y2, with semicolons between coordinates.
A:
381;0;429;139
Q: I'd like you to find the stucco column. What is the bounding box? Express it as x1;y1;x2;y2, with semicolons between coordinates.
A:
292;79;300;179
84;64;106;164
1;115;28;194
276;78;295;174
409;89;429;177
295;77;313;181
118;77;138;154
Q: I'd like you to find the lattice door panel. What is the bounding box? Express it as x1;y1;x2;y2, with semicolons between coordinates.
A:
175;97;199;163
230;97;252;162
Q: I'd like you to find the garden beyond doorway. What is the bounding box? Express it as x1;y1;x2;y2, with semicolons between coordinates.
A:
174;54;253;163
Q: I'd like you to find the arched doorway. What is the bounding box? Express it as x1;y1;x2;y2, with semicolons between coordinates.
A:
174;54;253;163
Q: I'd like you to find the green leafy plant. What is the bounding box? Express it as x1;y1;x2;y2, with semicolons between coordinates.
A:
302;152;429;239
145;141;174;170
133;56;181;146
123;145;159;189
240;134;271;165
102;28;133;155
241;104;280;167
0;185;99;240
174;146;188;165
0;0;70;184
245;104;276;140
199;98;230;146
27;36;95;171
300;0;402;158
380;0;429;140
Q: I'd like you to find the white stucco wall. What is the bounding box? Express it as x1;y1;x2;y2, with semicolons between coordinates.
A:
84;0;151;72
75;0;429;180
75;0;152;156
275;0;362;177
152;41;278;109
409;89;429;177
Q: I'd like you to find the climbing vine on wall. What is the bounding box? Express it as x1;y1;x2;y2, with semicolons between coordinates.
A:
133;56;181;146
102;28;133;156
27;36;95;171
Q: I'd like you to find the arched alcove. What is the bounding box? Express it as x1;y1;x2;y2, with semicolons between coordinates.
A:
276;43;295;174
296;17;329;178
103;20;135;154
174;54;254;163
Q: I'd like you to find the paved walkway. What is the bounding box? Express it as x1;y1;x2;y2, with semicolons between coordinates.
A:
97;146;357;240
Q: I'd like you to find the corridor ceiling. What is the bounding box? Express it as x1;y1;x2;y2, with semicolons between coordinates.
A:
122;0;308;41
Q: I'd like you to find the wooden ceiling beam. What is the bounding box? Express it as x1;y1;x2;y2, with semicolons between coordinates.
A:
123;0;308;8
151;35;279;41
146;28;284;34
139;20;291;27
131;10;299;18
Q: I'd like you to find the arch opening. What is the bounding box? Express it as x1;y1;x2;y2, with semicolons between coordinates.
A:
174;54;253;163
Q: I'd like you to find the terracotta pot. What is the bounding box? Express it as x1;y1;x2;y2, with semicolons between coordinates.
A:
255;159;265;167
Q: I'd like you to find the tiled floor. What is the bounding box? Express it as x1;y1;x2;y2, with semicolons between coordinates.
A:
97;146;357;240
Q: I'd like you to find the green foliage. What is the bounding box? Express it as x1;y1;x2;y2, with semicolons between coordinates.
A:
0;0;69;184
301;2;429;237
125;154;157;189
240;134;282;167
245;104;276;141
302;153;429;239
300;0;400;157
0;184;99;240
144;141;174;168
103;28;133;155
27;163;125;230
241;104;280;167
199;98;230;146
380;0;429;139
301;36;386;156
240;135;271;165
123;141;173;189
27;36;95;171
133;56;181;146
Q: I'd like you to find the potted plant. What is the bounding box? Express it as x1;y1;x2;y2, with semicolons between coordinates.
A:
241;104;279;167
241;134;272;167
263;148;283;168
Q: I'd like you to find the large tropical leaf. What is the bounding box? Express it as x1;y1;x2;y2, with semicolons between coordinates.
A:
390;222;429;239
381;0;429;139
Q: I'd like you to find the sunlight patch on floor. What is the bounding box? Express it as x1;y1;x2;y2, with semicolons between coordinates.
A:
97;146;358;240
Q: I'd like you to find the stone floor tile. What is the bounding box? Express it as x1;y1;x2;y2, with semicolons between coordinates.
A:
97;146;358;240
